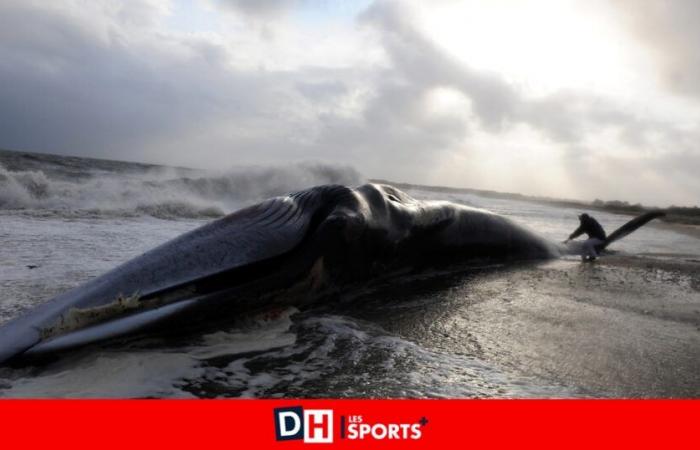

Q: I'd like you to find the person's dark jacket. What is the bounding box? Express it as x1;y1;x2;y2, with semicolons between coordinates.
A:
569;214;606;241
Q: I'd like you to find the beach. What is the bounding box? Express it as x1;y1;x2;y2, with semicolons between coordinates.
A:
1;150;699;398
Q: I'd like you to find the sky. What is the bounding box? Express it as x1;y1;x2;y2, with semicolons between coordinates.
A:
0;0;699;206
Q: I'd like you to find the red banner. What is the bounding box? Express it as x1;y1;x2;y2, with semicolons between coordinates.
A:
0;400;697;449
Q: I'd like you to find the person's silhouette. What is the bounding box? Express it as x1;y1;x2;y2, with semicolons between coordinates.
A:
564;213;606;261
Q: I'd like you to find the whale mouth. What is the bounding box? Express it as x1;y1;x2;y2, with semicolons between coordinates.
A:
25;300;200;357
27;252;330;360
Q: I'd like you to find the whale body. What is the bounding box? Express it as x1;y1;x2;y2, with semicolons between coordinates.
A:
0;183;570;364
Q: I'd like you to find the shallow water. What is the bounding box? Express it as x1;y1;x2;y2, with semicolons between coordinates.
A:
1;150;699;398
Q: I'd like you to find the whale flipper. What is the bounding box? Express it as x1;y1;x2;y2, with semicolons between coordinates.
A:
0;187;346;364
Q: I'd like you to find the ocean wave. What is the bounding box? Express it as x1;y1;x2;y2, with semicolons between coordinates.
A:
0;162;362;219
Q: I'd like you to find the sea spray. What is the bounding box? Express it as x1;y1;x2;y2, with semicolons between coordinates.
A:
0;159;362;219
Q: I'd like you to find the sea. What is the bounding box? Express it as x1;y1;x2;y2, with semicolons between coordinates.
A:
1;149;699;398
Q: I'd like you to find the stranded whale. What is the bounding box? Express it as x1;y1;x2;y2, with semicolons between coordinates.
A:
0;184;661;364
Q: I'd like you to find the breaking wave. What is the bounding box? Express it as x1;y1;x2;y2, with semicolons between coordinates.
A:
0;162;363;219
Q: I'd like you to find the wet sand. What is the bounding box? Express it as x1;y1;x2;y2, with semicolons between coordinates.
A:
343;254;700;398
470;257;700;397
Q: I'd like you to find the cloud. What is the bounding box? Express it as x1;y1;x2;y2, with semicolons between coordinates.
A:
357;1;700;204
218;0;302;17
0;0;698;205
358;1;654;144
613;0;700;99
0;1;312;163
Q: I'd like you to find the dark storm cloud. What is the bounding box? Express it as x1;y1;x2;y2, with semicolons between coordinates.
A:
0;0;476;177
0;1;307;162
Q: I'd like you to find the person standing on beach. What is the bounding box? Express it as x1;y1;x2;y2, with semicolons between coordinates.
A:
564;213;607;261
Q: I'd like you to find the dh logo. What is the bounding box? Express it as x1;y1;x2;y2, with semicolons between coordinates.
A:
274;407;333;443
